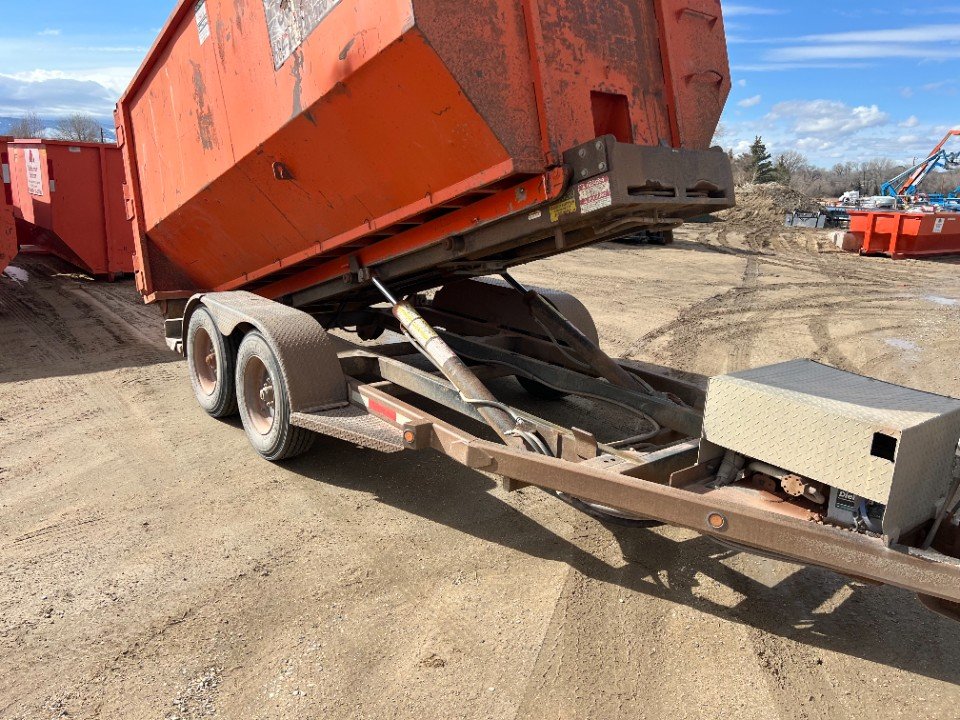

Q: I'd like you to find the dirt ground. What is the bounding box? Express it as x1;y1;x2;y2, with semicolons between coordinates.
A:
2;223;960;720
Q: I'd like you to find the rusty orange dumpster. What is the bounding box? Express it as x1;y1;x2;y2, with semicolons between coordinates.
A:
849;210;960;259
117;0;732;304
7;139;135;278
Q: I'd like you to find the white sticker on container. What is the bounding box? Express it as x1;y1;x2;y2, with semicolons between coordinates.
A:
934;218;946;234
196;0;211;45
528;210;543;221
578;175;612;215
26;149;43;197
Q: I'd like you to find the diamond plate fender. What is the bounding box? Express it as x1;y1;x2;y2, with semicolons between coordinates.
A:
184;291;348;413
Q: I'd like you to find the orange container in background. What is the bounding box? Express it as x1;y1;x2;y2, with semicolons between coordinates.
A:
849;210;960;259
7;139;135;278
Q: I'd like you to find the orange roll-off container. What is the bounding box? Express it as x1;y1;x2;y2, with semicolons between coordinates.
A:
849;210;960;259
6;140;135;278
117;0;733;307
0;138;16;273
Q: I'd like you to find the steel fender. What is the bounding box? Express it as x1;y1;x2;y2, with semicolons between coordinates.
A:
184;292;348;413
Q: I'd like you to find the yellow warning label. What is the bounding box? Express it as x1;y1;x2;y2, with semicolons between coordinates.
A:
396;304;437;347
549;193;578;223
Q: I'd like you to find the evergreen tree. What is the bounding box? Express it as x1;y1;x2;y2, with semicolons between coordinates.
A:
747;136;776;184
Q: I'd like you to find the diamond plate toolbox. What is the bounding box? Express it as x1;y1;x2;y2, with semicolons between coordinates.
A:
703;359;960;538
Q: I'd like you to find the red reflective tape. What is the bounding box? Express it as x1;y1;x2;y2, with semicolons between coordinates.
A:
368;398;397;423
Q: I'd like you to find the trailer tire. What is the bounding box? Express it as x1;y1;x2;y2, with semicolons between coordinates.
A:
236;331;315;461
187;307;239;418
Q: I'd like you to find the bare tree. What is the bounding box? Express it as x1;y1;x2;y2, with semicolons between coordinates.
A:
8;112;45;138
775;150;810;178
54;113;103;143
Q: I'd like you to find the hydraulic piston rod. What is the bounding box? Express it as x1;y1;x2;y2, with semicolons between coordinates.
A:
371;277;547;453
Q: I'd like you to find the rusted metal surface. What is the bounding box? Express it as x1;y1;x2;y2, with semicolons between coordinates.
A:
117;0;731;304
345;373;960;606
274;141;734;310
6;140;134;277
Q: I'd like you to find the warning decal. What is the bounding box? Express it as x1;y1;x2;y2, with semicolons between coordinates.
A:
26;149;43;197
578;175;612;215
549;193;578;223
195;0;211;45
934;218;946;234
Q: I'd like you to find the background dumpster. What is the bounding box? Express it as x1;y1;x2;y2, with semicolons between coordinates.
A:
849;210;960;259
7;139;135;278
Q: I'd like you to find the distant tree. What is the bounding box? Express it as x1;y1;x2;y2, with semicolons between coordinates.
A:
54;113;103;143
861;158;900;195
775;157;792;185
9;112;45;138
776;150;809;177
746;136;776;184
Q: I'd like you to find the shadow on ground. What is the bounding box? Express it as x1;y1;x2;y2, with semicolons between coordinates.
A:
283;432;960;685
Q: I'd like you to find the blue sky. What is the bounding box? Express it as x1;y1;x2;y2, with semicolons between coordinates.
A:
0;1;957;166
721;2;960;165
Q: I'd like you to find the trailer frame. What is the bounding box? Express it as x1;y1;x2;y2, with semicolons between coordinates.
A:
170;282;960;622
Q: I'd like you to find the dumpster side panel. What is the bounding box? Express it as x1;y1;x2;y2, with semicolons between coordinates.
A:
8;144;54;231
103;147;136;273
124;0;416;230
129;32;514;292
0;139;16;273
412;0;542;166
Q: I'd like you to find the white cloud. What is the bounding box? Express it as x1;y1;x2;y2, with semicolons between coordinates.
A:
769;43;960;62
2;68;135;96
38;29;61;37
738;94;762;108
766;100;889;137
801;24;960;44
737;79;747;88
764;24;960;64
724;5;786;17
0;74;119;119
900;116;920;128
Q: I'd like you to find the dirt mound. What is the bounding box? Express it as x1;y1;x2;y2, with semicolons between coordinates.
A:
719;182;818;227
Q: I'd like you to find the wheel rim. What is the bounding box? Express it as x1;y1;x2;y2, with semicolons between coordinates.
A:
243;354;276;435
192;328;218;396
